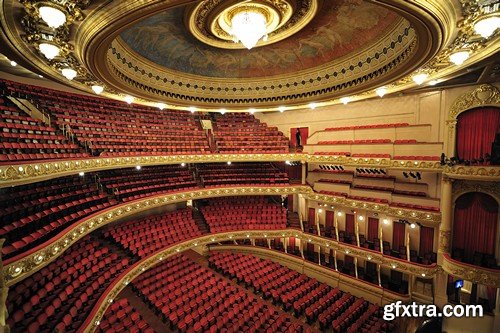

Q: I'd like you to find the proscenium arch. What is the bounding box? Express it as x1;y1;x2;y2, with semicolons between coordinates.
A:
446;84;500;157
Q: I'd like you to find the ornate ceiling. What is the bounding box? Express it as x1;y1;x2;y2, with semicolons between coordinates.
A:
0;0;498;111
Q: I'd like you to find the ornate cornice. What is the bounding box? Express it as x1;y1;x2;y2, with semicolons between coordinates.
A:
448;84;500;121
0;154;451;188
442;254;500;287
452;179;500;203
3;185;312;285
305;192;441;226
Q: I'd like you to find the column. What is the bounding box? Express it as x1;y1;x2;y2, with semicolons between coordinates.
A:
406;230;411;261
438;177;453;265
377;264;382;287
251;238;255;246
316;211;321;236
493;288;500;333
334;250;338;271
434;270;449;308
354;257;358;279
355;214;360;247
0;238;9;333
301;161;307;185
334;213;339;241
318;246;322;265
300;240;305;259
284;237;288;253
379;222;384;254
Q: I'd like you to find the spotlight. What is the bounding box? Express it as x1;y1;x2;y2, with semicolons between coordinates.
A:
61;68;77;80
403;172;409;178
124;95;134;104
383;219;389;225
227;161;232;165
79;172;84;177
340;97;350;105
449;50;470;65
91;85;104;95
416;172;421;180
278;106;286;113
135;165;141;170
10;60;17;67
412;73;428;85
375;87;387;98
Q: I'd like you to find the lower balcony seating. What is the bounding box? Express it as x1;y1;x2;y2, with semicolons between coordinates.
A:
7;236;132;333
452;248;498;269
351;153;391;158
393;155;440;161
212;113;289;154
0;97;88;162
209;251;391;332
317;139;392;145
99;165;199;202
389;202;440;212
132;255;311;333
313;151;350;156
200;196;287;232
0;175;118;260
95;298;154;333
196;162;289;187
103;208;204;258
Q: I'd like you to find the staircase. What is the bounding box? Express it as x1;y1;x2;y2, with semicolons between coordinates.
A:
287;211;302;229
192;208;210;234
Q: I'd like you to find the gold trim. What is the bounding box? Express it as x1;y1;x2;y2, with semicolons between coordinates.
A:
452;180;500;203
442;254;500;287
444;165;500;181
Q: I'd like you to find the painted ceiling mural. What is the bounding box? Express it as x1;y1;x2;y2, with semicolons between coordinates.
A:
120;0;399;78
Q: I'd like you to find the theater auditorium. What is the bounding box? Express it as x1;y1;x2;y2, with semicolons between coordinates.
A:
0;0;499;332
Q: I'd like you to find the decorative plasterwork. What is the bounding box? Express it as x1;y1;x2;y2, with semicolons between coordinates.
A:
442;254;500;287
79;233;431;332
305;193;441;226
444;165;500;182
0;154;452;188
3;185;312;285
452;180;500;203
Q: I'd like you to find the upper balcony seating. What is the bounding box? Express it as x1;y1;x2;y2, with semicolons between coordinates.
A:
99;165;199;202
2;79;211;157
103;208;203;258
0;175;117;260
200;196;287;232
212;113;289;154
196;162;289;187
133;254;310;333
452;248;498;269
209;251;391;332
324;123;409;131
95;298;154;333
317;139;392;145
0;98;88;162
393;155;440;161
7;236;132;333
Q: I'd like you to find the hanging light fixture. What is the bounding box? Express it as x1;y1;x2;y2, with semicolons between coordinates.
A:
124;95;135;104
61;68;77;80
375;87;387;98
412;73;428;85
38;6;67;29
230;8;268;49
157;103;166;110
39;43;60;59
340;97;350;105
449;50;469;65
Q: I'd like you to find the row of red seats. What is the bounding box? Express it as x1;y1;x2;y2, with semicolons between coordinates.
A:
197;162;289;186
318;179;352;185
133;255;311;333
7;236;132;333
0;174;117;260
390;202;440;212
393;155;440;161
103;209;203;257
394;139;418;144
325;123;409;131
317;139;392;145
95;298;154;333
351;153;391;158
200;197;287;232
209;251;390;332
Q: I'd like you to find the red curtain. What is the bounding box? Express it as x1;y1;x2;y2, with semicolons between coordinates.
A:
368;217;379;241
344;255;354;264
290;127;309;147
456;107;500;161
453;192;498;261
299;128;309;145
345;214;355;234
419;226;435;256
289;237;295;248
326;211;334;228
392;222;406;250
307;243;315;253
308;208;315;228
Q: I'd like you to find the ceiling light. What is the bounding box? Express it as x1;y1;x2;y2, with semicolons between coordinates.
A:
428;80;439;86
309;102;317;109
383;218;389;225
340;97;350;105
38;75;43;78
337;212;343;217
181;163;186;167
278;106;285;113
318;209;323;213
375;87;387;98
39;6;66;29
189;107;196;113
91;85;104;95
79;172;84;176
230;9;268;49
220;108;226;114
227;161;232;165
449;50;469;65
358;215;364;221
474;16;500;38
61;68;77;80
410;223;416;229
10;60;17;66
412;73;428;85
248;108;255;114
135;165;141;170
39;43;60;59
124;95;134;104
157;103;166;110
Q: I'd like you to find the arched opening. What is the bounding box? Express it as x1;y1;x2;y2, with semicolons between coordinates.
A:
456;107;500;163
452;192;498;267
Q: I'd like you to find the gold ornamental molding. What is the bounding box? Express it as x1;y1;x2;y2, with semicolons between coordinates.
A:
443;165;500;182
79;232;431;332
0;154;450;188
452;180;500;203
442;254;500;287
4;185;312;286
0;153;307;188
305;192;441;226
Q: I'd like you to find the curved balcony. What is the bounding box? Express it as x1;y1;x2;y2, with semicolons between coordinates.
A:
442;254;500;288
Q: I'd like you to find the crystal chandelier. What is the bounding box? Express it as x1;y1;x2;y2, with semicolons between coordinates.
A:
230;9;268;50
